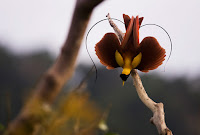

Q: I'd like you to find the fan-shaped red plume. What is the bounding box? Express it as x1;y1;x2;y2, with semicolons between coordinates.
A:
95;33;120;69
137;37;166;72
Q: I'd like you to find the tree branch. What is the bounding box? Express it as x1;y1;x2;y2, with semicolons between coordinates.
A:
107;14;173;135
37;0;104;103
106;13;124;41
4;0;104;134
131;70;172;135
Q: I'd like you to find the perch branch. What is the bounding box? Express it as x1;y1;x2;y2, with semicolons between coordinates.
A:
106;13;124;41
107;14;173;135
4;0;104;134
131;70;172;135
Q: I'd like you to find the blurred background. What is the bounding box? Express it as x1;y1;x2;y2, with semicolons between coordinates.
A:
0;0;200;134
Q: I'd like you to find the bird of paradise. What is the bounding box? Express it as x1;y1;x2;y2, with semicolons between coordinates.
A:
95;14;166;85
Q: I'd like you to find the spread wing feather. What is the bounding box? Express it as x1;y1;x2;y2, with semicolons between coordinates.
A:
95;33;120;69
137;37;166;72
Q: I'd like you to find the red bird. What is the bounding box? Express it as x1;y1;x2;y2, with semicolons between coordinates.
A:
95;14;166;85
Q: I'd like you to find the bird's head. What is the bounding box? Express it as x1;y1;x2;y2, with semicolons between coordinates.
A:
115;50;142;85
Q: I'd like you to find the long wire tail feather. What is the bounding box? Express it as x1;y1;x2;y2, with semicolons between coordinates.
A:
85;18;124;83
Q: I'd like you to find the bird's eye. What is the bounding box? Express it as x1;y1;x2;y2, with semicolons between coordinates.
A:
115;50;124;67
132;52;142;68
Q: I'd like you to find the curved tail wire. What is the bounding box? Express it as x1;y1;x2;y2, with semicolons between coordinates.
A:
85;18;124;82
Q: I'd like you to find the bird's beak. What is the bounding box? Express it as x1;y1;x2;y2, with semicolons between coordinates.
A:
122;81;125;86
120;74;130;86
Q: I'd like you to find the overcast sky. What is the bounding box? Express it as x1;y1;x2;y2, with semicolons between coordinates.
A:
0;0;200;78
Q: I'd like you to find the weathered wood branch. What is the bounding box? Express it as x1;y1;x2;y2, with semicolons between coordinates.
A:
106;13;124;41
107;13;173;135
4;0;104;134
131;70;172;135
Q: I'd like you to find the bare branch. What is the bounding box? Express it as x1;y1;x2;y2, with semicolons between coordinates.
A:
107;14;173;135
131;70;172;135
106;13;124;41
37;0;104;103
4;0;104;134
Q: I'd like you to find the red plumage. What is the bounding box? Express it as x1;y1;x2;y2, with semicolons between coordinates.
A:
95;14;166;72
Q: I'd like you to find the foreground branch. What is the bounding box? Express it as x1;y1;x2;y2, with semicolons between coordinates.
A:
4;0;104;134
107;14;173;135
